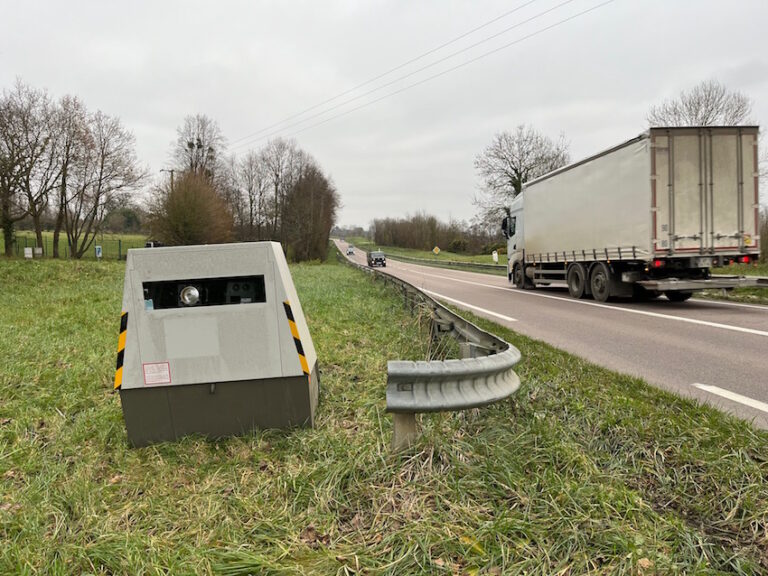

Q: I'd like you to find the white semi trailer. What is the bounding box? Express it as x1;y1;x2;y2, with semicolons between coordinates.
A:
502;126;763;302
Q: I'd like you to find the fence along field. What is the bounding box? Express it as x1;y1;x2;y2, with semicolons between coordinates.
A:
0;231;147;260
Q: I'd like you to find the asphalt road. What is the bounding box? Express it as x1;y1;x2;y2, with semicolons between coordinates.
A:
336;241;768;429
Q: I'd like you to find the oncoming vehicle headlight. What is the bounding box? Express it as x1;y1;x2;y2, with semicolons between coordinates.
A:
179;285;201;306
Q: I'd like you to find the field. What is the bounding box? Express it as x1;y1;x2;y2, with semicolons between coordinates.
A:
1;254;768;574
0;231;147;260
345;237;501;266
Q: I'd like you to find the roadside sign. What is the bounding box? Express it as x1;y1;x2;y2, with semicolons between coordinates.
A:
24;247;33;260
95;245;103;259
433;246;440;255
492;250;498;263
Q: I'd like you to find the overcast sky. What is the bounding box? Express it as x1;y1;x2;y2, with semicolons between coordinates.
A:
1;0;766;227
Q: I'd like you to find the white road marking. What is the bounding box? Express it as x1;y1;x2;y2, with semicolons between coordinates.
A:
692;383;768;414
422;289;517;323
393;260;768;312
405;269;768;338
690;298;768;312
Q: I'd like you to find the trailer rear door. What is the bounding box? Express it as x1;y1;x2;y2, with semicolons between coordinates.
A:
652;127;759;257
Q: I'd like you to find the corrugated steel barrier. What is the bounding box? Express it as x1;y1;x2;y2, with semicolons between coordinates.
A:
338;248;522;450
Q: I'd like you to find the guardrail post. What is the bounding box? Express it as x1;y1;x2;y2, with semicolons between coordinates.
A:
392;412;418;451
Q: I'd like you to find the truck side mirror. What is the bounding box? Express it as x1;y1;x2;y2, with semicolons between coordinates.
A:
501;216;509;239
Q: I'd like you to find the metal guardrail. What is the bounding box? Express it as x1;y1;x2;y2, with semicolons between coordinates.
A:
337;249;522;450
382;252;507;274
639;275;768;291
710;274;768;287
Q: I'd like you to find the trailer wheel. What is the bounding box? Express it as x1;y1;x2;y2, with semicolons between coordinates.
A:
590;262;612;302
665;291;693;302
566;264;587;299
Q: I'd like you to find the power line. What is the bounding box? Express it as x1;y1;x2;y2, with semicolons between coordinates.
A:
231;0;583;152
232;0;606;151
278;0;618;143
229;0;544;146
232;0;578;151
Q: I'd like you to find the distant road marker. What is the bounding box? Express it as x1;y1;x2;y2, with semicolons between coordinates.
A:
422;289;518;323
692;383;768;414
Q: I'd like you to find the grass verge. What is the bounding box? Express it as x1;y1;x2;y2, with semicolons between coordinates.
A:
1;256;767;574
701;263;768;305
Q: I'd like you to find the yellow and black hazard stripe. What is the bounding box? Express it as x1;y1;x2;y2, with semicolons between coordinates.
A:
114;311;127;390
283;300;310;378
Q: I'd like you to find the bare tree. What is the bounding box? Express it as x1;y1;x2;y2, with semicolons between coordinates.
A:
647;80;753;127
217;154;246;234
63;111;145;258
260;138;305;241
473;125;569;225
173;114;226;180
0;85;27;256
148;171;234;245
12;83;61;249
283;161;339;261
239;149;269;240
51;95;88;258
0;81;62;255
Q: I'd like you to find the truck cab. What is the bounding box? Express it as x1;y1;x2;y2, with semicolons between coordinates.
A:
501;193;526;287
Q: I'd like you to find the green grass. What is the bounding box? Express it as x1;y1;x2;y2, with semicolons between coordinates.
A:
2;255;768;574
0;230;147;260
701;262;768;304
711;262;768;277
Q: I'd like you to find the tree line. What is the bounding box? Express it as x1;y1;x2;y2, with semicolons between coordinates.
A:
0;81;144;257
1;81;340;262
148;114;340;261
149;114;340;261
372;213;502;254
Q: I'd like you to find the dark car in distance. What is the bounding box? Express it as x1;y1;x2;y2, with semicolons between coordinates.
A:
367;250;386;267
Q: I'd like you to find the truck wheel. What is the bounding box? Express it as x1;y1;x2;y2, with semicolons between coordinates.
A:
567;264;587;299
590;262;612;302
513;264;531;290
665;291;693;302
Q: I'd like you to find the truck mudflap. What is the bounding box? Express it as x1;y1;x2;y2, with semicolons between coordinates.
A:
636;276;768;292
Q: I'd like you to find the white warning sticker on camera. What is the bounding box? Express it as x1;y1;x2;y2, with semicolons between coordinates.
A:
143;362;171;385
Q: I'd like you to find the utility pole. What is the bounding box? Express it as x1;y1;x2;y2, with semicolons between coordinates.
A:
160;168;175;192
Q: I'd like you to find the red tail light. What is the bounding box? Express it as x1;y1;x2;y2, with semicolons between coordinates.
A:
652;259;665;268
739;256;750;264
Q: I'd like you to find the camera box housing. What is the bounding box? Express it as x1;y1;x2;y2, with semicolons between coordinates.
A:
114;242;318;447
